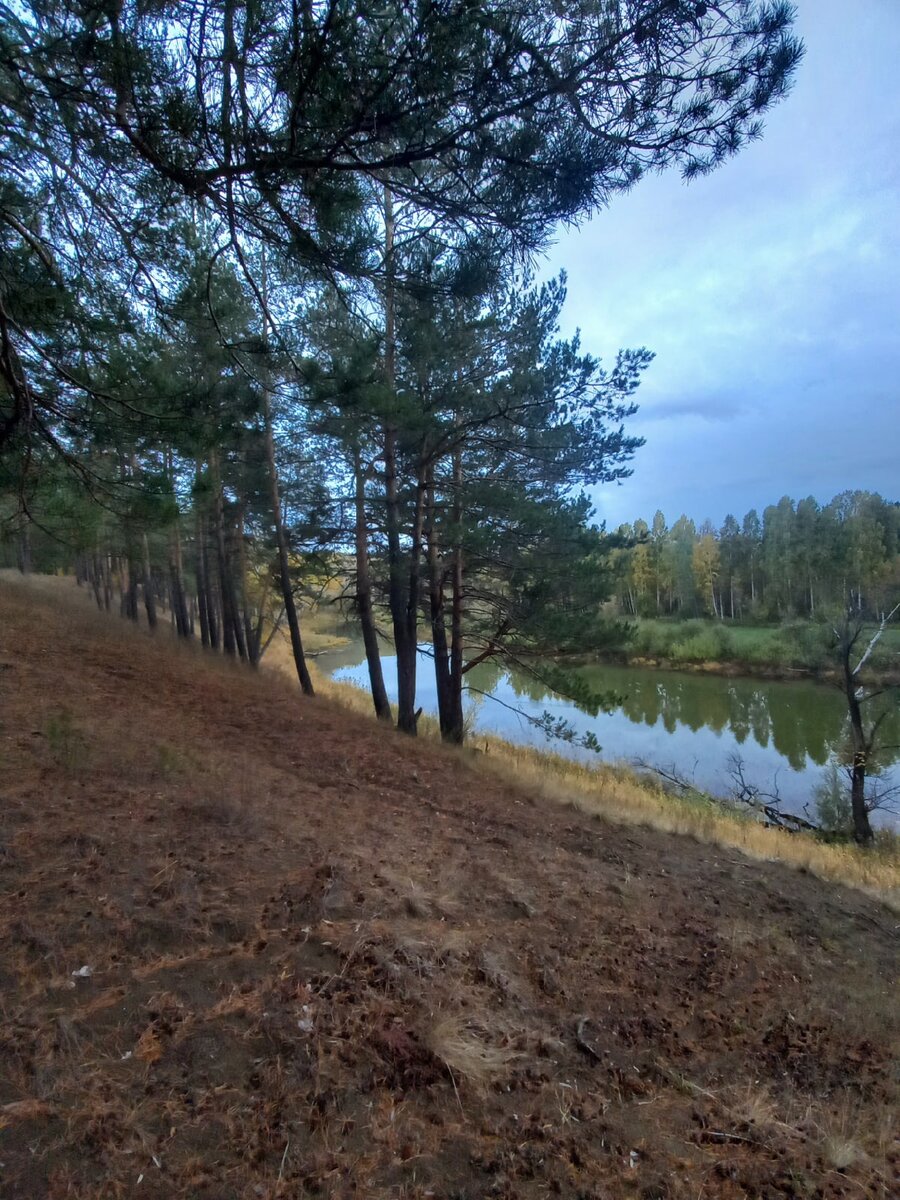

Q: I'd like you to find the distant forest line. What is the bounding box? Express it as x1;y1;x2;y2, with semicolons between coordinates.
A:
609;491;900;622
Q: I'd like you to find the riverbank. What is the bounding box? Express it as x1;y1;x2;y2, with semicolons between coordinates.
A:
261;592;900;685
588;617;900;685
597;651;900;686
2;575;898;1199
299;598;900;685
307;662;900;910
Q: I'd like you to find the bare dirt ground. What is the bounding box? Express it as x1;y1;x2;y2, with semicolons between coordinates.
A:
0;580;897;1199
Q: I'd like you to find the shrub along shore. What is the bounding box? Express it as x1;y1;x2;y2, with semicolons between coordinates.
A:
583;617;900;684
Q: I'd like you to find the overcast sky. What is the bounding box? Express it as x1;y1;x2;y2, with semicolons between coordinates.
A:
549;0;900;531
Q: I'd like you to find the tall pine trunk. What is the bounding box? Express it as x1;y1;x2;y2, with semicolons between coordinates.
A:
89;546;104;610
260;383;314;694
381;184;417;734
259;251;314;694
236;505;259;666
446;444;466;744
210;448;246;660
194;463;218;650
169;519;191;638
195;510;211;648
353;444;391;719
123;553;139;621
102;551;112;611
16;521;31;574
843;657;874;844
384;422;418;733
141;533;158;630
426;467;461;741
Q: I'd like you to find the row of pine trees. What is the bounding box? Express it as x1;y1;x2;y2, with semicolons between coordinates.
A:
1;2;805;741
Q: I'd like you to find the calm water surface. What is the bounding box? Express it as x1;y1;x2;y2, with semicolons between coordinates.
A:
318;641;900;822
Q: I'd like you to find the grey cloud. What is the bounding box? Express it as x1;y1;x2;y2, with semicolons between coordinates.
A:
636;395;745;425
547;0;900;529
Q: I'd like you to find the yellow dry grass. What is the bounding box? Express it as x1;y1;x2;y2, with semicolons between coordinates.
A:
425;1013;521;1087
308;664;900;911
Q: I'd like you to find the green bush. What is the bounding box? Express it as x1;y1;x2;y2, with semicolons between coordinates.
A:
630;621;681;658
781;622;830;671
669;625;733;663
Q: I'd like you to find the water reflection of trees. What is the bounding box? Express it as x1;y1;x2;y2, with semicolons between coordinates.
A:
336;644;900;778
505;662;900;774
612;674;853;770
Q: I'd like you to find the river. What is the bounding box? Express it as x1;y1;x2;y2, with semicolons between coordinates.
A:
317;641;900;824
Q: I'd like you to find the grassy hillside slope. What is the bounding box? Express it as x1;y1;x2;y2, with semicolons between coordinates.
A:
0;580;896;1199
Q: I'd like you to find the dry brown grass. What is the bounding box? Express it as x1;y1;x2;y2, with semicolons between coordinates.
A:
475;740;900;908
4;571;898;908
425;1013;521;1087
2;572;898;1199
308;662;900;911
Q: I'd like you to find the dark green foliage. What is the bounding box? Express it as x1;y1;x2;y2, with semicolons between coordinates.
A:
0;1;804;741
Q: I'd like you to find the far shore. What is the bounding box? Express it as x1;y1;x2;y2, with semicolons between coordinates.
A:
576;649;900;688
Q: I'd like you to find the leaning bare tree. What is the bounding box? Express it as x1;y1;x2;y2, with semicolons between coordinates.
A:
830;601;899;844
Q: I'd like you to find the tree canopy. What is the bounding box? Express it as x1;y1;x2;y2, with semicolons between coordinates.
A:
0;0;803;742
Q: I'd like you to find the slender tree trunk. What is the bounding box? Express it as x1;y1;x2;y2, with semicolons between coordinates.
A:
446;443;466;744
141;533;158;630
261;386;314;694
384;422;418;734
843;656;874;845
89;552;104;610
426;468;454;738
165;452;190;639
169;519;191;638
195;509;212;648
16;521;31;574
216;520;235;655
847;692;873;844
250;577;269;665
353;444;391;719
404;459;428;717
381;183;417;733
124;552;139;622
258;252;314;694
235;505;258;665
210;578;223;648
194;463;219;650
210;449;246;660
102;552;112;611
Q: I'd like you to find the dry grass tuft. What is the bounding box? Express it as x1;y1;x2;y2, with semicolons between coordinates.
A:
43;707;89;772
426;1013;521;1086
